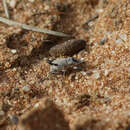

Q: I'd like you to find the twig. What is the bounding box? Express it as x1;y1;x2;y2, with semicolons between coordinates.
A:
0;16;71;37
84;14;99;25
2;0;10;18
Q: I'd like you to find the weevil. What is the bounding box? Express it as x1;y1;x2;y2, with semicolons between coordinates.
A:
47;57;83;74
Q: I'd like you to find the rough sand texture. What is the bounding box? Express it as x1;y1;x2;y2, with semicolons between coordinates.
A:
0;0;129;130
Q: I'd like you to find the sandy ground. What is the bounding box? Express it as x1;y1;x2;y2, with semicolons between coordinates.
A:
0;0;130;130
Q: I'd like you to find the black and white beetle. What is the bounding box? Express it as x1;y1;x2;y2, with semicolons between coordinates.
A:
47;57;83;74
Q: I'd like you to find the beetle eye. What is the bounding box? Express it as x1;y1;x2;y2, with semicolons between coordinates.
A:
72;58;78;63
47;60;58;66
47;60;52;65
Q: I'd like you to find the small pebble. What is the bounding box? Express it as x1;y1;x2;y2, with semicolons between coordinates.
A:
99;37;107;45
86;71;93;76
81;71;86;76
119;33;127;41
96;9;104;13
92;70;100;79
11;49;17;54
80;58;85;62
75;76;78;80
104;69;110;76
44;5;50;10
22;85;31;92
93;42;98;46
73;66;78;69
34;103;40;108
28;0;34;2
8;0;17;8
115;39;123;44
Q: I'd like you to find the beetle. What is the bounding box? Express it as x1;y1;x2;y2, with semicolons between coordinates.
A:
47;57;83;74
